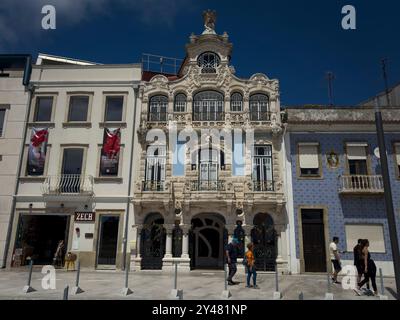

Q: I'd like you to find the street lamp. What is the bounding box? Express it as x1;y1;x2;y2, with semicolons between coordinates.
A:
374;97;400;299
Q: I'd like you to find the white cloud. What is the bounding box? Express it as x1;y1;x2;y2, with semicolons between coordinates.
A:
0;0;192;50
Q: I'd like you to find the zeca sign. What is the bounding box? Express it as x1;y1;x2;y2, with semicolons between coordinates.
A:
74;212;95;222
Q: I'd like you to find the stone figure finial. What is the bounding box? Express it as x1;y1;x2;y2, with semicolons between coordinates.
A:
202;9;217;35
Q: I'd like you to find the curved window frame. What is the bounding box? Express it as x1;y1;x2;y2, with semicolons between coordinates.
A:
230;92;243;112
197;52;221;74
149;95;168;122
193;90;224;121
249;94;270;121
173;93;187;113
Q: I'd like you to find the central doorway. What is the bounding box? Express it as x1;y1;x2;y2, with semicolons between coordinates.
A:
141;213;166;270
97;215;120;268
190;214;227;270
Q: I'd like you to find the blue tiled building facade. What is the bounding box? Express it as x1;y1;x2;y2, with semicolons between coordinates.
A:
286;106;400;275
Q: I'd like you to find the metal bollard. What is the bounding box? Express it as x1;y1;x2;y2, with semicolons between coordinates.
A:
121;259;133;296
224;263;228;291
63;285;69;300
174;261;178;290
275;267;279;292
75;260;80;287
327;273;331;293
22;259;35;293
124;262;129;289
379;268;385;295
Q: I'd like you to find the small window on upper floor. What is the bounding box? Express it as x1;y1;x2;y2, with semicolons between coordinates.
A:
197;52;220;74
346;143;368;175
298;143;321;177
68;96;89;122
230;93;243;112
149;95;168;121
104;96;124;122
174;93;187;113
34;96;53;122
0;109;5;137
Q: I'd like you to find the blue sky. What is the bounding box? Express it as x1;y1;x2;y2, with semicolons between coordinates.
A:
1;0;399;105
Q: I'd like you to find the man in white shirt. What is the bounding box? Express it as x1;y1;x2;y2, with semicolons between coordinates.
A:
329;237;342;284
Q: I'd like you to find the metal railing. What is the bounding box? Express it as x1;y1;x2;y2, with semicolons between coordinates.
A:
142;180;166;192
193;112;225;122
339;175;384;193
142;53;183;75
148;112;167;122
251;180;275;192
190;180;225;191
42;175;94;194
250;112;271;122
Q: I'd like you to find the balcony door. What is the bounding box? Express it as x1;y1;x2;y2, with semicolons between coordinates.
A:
252;146;273;191
145;146;166;191
61;148;84;193
199;148;218;190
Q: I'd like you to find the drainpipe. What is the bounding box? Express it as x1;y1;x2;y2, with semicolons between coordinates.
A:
122;85;139;271
2;55;33;268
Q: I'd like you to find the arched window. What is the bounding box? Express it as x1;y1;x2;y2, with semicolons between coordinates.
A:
149;95;168;121
250;94;270;121
174;93;187;113
197;52;220;73
230;92;243;112
193;91;224;121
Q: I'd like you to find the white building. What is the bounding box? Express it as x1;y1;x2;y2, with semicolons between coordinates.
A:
6;54;142;269
0;55;32;268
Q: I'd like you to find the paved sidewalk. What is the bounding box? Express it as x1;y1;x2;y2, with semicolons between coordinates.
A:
0;267;397;300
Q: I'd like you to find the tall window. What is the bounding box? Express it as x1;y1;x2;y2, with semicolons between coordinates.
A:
298;143;321;177
193;91;224;121
230;92;243;112
0;109;5;137
346;143;368;175
149;95;168;121
250;94;270;121
104;96;124;122
197;52;220;73
252;145;273;191
174;93;187;113
68;96;89;122
145;145;166;191
34;97;53;122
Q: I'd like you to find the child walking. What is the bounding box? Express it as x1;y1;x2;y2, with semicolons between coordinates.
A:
245;242;259;289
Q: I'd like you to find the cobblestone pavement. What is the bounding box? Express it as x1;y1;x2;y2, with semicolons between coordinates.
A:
0;267;397;300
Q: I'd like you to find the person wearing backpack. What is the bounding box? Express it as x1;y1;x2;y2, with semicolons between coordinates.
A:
244;242;259;289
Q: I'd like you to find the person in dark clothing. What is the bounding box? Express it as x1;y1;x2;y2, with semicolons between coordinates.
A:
353;239;363;283
356;239;378;296
225;237;239;285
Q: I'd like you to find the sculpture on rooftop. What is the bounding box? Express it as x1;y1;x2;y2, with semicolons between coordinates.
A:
202;9;217;34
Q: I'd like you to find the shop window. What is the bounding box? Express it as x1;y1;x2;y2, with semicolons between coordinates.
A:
345;224;385;253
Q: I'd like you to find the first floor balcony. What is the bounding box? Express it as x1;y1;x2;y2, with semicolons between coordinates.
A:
339;175;384;195
250;180;275;192
190;180;226;192
41;174;94;195
142;180;166;192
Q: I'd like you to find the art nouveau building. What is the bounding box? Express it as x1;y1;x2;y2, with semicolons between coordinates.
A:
131;20;289;272
6;54;141;269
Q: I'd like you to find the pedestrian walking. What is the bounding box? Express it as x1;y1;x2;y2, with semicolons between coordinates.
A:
356;239;378;296
225;237;239;285
329;237;342;284
353;239;363;283
244;242;259;289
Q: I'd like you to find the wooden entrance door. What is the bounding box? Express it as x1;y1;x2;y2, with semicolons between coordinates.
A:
301;209;327;272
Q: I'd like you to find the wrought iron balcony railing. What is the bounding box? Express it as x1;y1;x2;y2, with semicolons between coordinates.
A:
250;112;271;122
339;175;384;194
142;180;166;191
190;180;225;191
42;174;94;194
251;180;275;192
192;112;225;122
148;112;167;122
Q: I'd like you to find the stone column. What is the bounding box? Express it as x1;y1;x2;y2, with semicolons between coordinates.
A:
276;233;283;262
181;224;190;259
164;224;174;259
135;225;143;258
226;224;236;243
243;225;253;248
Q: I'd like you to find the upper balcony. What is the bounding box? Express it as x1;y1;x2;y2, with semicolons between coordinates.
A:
41;174;94;199
338;175;384;195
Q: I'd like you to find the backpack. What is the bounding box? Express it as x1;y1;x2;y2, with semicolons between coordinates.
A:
242;254;248;266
